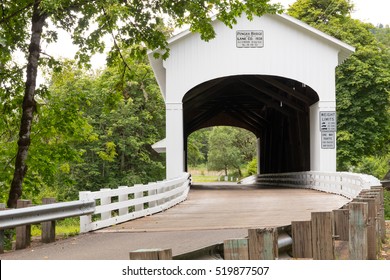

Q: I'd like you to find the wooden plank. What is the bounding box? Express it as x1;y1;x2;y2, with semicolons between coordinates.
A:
224;238;249;260
311;212;334;260
353;198;376;259
291;221;313;258
129;248;172;260
41;198;56;243
16;200;32;250
333;209;349;241
349;202;368;260
248;228;278;260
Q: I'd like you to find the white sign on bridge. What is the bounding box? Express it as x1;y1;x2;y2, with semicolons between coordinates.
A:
236;30;264;48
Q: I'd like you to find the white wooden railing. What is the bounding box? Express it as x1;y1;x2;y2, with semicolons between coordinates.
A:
79;173;191;233
256;171;381;199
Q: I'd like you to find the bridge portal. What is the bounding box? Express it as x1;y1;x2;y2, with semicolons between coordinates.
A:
149;13;354;179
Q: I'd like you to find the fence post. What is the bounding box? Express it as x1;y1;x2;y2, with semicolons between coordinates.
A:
100;188;111;221
333;209;349;241
134;185;144;212
291;221;313;258
41;198;56;243
248;228;278;260
353;197;377;259
349;202;368;260
118;186;129;216
311;212;334;260
129;248;172;260
16;199;32;250
369;186;386;243
0;203;5;254
79;191;93;233
224;238;249;260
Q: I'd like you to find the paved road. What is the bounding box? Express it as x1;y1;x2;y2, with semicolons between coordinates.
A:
0;184;349;260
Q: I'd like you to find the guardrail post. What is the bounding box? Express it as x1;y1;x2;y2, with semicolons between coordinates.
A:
349;202;368;260
41;198;56;243
133;185;144;212
224;238;249;260
79;191;93;233
129;248;172;260
100;188;111;221
291;221;313;259
311;212;334;260
248;228;278;260
0;203;5;253
16;199;32;250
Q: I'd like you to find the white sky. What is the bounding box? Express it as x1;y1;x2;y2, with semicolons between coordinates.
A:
272;0;390;26
42;0;389;72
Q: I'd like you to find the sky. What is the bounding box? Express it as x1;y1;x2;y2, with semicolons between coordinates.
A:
41;0;389;72
272;0;390;26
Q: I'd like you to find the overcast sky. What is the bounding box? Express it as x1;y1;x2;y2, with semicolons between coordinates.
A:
272;0;389;26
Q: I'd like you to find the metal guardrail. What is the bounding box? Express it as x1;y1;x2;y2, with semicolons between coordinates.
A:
0;200;95;230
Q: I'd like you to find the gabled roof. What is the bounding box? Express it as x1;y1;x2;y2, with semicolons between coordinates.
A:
152;13;355;64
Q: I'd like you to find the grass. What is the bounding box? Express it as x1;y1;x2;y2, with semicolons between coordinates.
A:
31;217;80;238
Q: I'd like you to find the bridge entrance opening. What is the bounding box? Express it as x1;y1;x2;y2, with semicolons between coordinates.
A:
183;75;319;174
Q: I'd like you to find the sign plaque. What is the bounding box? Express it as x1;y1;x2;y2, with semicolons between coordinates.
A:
321;132;336;149
236;30;264;48
320;111;336;149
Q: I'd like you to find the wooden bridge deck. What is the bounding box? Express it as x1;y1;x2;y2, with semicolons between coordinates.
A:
0;183;349;260
104;183;349;232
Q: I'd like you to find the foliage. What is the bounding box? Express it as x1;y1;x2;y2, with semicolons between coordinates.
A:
1;0;282;207
353;156;390;180
244;158;258;177
206;126;256;176
288;0;390;172
384;189;390;220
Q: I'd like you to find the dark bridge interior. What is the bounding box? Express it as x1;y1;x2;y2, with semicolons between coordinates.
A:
183;75;319;173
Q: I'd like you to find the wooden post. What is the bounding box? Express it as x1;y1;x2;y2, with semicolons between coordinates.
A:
311;212;334;260
100;188;111;221
349;202;368;260
129;249;172;260
16;200;32;250
0;203;5;254
353;198;376;259
370;186;386;243
118;186;129;216
248;228;278;260
41;198;56;243
291;221;313;258
134;189;144;212
333;209;349;241
224;238;249;260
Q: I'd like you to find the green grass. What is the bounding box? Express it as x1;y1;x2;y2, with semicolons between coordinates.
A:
191;174;219;183
31;217;80;238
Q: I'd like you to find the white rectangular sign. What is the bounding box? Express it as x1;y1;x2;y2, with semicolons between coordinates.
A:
320;111;337;132
321;132;335;149
236;30;264;48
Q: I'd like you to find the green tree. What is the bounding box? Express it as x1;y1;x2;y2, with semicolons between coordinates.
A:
288;0;390;171
1;0;282;207
207;126;256;176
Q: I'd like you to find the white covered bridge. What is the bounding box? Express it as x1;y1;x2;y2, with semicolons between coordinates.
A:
149;13;355;179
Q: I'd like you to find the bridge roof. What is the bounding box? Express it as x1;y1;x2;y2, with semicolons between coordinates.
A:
166;13;354;63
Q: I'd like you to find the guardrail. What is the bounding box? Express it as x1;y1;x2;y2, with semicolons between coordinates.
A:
252;171;381;199
0;199;95;253
79;173;191;233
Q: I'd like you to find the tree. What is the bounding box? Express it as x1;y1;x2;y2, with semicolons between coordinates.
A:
207;126;256;176
288;0;390;171
1;0;282;207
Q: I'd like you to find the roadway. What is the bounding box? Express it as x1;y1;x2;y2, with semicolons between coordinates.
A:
0;183;349;260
